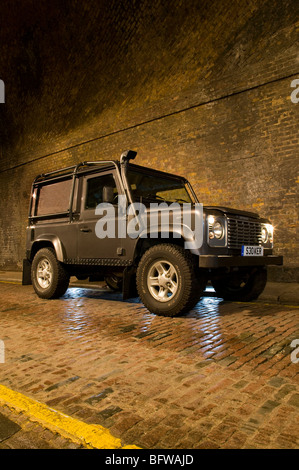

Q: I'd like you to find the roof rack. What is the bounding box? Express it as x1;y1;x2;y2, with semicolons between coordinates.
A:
33;160;119;184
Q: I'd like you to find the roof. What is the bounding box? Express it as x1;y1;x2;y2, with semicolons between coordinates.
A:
33;160;119;185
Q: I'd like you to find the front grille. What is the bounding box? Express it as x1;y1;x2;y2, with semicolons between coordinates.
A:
227;218;262;249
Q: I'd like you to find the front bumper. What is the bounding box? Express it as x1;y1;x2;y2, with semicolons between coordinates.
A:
198;255;283;268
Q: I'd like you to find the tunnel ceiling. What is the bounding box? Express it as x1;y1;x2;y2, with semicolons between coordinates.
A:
0;0;298;161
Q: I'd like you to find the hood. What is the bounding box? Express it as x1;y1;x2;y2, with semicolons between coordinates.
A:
203;205;259;219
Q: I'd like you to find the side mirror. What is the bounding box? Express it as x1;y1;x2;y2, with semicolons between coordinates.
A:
102;186;115;203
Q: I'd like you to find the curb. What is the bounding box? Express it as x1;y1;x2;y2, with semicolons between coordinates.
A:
0;384;139;449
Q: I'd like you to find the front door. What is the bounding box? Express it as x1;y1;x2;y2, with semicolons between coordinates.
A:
78;171;122;260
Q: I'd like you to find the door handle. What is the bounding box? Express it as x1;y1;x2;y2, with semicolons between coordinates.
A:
80;227;92;233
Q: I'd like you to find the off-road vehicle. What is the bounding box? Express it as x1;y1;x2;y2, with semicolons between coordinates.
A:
23;150;283;316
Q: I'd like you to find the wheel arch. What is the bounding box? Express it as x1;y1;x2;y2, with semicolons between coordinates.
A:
133;231;186;263
30;235;65;262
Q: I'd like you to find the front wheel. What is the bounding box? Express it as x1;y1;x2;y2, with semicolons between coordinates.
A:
212;267;267;302
31;248;70;299
136;244;207;316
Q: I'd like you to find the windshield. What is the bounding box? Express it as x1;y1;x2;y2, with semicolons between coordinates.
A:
127;169;193;204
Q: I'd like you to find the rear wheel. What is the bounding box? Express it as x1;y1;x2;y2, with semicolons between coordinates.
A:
212;267;267;301
136;244;207;316
31;248;70;299
105;274;123;291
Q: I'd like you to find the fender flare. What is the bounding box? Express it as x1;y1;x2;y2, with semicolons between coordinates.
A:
31;234;65;262
133;227;201;258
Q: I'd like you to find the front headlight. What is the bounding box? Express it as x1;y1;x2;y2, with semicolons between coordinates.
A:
213;221;224;239
261;226;268;243
208;216;224;240
261;224;274;245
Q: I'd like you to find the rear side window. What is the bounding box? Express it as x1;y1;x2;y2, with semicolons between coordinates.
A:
36;178;72;215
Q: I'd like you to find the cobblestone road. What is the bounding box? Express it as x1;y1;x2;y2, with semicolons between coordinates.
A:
0;283;298;449
0;404;83;449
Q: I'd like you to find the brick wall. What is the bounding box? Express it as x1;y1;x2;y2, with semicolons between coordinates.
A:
0;0;298;280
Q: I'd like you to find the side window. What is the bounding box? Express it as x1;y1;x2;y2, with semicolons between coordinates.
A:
85;173;118;210
36;178;72;215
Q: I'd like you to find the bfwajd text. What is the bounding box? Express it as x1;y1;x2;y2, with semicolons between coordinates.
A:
105;454;194;467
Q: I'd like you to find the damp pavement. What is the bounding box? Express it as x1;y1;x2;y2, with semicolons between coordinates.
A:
0;272;298;449
0;405;83;449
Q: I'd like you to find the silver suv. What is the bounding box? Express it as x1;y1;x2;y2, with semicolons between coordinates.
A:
23;150;283;316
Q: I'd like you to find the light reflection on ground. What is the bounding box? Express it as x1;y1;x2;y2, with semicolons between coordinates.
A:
60;286;227;356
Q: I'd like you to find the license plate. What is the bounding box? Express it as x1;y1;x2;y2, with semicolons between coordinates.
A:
241;246;264;256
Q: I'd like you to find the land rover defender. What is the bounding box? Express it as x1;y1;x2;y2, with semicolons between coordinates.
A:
23;150;283;316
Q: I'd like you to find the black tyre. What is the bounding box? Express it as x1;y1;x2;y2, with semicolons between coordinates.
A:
31;248;70;299
105;274;123;291
212;267;267;302
136;244;207;316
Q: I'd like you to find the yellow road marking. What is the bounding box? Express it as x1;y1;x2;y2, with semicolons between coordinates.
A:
0;384;139;449
0;280;21;285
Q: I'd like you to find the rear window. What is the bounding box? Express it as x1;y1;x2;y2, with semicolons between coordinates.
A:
36;178;72;216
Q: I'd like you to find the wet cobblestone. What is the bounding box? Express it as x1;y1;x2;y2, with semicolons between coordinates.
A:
0;405;83;449
0;283;298;449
